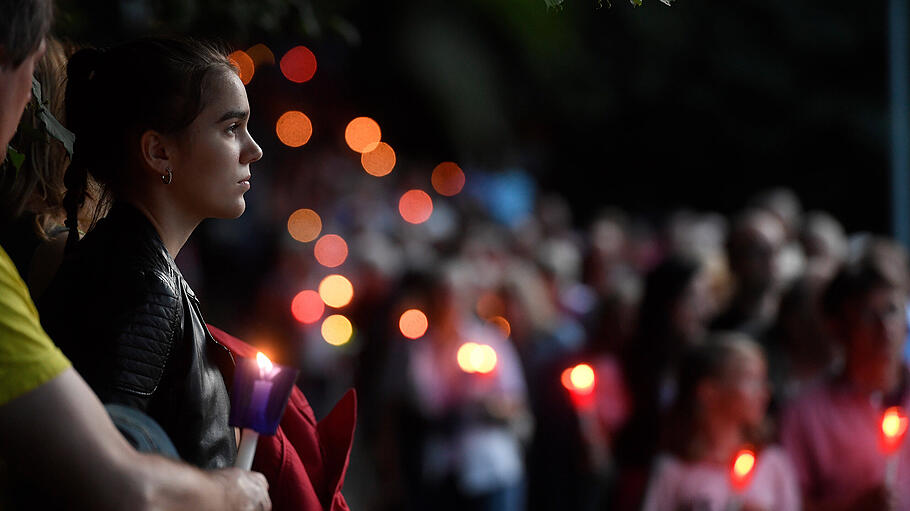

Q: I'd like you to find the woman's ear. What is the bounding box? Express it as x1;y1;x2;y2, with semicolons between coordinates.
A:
139;129;172;178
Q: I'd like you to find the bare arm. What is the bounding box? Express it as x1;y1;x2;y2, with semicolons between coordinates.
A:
0;368;270;511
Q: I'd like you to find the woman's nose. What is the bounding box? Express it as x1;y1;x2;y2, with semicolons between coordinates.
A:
243;134;263;164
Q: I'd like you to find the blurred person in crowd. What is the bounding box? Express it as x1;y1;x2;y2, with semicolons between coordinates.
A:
0;1;269;508
385;267;531;511
614;253;716;509
642;333;800;511
40;37;263;469
749;187;806;287
800;211;848;284
773;276;838;401
712;208;787;340
781;253;910;510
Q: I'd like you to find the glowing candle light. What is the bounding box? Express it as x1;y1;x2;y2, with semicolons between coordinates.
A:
456;342;497;374
881;406;909;486
236;352;273;470
730;448;757;493
457;342;479;373
569;364;596;394
229;352;299;471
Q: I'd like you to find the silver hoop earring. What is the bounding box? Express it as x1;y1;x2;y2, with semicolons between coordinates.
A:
161;167;173;185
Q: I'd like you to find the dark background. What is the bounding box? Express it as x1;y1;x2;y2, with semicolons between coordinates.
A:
55;0;892;233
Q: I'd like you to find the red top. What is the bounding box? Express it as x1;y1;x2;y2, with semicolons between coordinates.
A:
208;325;355;511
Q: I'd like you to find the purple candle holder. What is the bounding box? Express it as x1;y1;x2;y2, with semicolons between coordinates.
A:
229;353;299;435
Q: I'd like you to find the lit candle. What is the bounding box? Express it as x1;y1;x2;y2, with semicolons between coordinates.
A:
561;363;596;409
728;448;757;511
881;406;909;487
234;352;275;471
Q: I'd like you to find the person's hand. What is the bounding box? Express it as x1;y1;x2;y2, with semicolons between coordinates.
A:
210;468;271;511
849;485;894;511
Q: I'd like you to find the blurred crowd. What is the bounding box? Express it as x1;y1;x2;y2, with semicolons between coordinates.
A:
187;141;910;511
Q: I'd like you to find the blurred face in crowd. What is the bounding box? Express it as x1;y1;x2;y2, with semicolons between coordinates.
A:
844;286;908;392
730;212;786;293
705;347;770;428
672;269;715;345
0;39;45;161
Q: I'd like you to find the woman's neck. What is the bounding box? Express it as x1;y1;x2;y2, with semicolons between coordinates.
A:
126;197;200;259
692;415;744;464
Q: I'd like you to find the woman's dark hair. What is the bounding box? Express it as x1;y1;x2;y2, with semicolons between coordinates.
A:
0;0;52;68
665;332;764;461
62;37;235;251
823;250;906;321
635;253;704;353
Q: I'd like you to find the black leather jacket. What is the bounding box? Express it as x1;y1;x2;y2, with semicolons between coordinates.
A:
40;203;236;469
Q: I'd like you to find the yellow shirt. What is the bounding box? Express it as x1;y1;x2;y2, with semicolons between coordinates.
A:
0;245;70;405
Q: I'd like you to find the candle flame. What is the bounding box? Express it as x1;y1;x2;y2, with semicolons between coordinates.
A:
882;406;909;439
731;448;757;491
456;342;497;374
256;352;273;378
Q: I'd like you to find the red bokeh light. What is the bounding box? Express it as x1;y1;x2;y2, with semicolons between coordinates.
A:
431;162;466;196
314;234;349;268
280;46;317;83
291;290;324;324
399;190;433;224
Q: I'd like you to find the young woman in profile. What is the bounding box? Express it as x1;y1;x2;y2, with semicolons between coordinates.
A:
641;333;800;511
40;37;262;469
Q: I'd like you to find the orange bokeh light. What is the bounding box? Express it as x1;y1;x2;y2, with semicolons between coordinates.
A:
360;142;396;177
246;43;275;67
314;234;349;268
319;274;354;308
291;290;324;324
399;190;433;224
456;342;497;374
344;117;381;153
431;162;466;196
228;50;255;85
321;314;353;346
399;309;429;340
276;111;312;147
489;316;511;338
280;45;317;83
287;209;322;242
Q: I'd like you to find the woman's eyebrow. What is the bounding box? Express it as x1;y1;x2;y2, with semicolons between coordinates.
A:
216;110;249;123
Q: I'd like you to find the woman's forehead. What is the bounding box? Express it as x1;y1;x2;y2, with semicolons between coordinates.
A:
202;70;249;118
